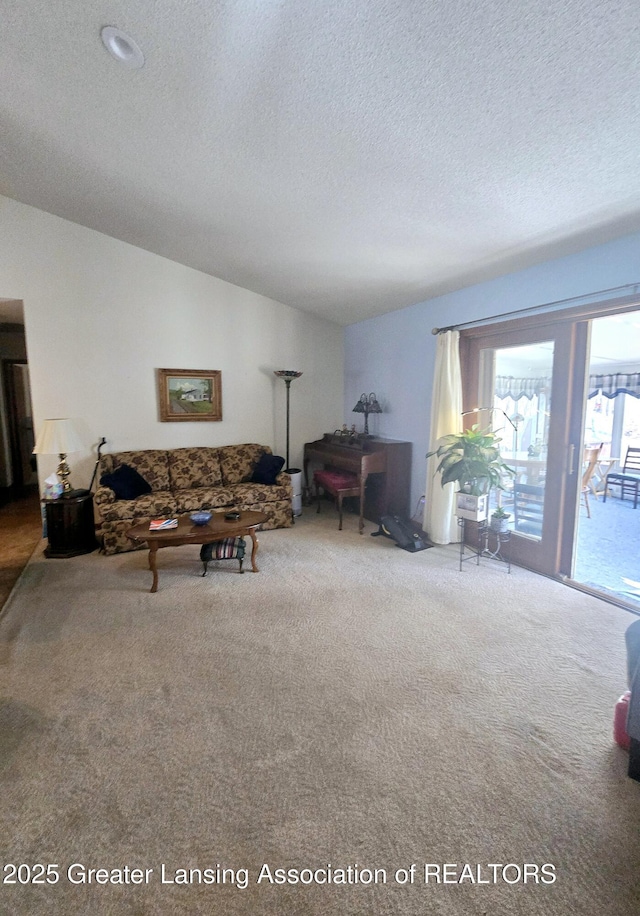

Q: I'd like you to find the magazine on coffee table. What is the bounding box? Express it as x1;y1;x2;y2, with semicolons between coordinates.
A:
149;518;178;530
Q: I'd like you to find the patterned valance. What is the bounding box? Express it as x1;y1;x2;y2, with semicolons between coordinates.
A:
588;373;640;399
495;376;551;400
498;373;640;400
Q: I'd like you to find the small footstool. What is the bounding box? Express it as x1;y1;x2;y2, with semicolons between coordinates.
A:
199;537;246;576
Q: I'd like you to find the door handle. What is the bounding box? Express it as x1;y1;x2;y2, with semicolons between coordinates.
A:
568;443;576;475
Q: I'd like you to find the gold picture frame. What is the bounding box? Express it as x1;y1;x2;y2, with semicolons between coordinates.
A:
157;369;222;422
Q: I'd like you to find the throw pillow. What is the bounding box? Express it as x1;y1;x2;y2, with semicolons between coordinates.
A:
100;463;152;500
250;453;285;485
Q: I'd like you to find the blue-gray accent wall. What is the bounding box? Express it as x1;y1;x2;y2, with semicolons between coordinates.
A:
344;231;640;515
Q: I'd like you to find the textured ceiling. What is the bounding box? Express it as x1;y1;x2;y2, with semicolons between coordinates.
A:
1;1;640;326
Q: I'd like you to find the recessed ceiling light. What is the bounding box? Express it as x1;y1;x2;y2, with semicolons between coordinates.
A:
100;26;145;70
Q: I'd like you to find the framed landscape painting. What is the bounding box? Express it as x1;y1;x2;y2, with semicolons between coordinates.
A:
157;369;222;422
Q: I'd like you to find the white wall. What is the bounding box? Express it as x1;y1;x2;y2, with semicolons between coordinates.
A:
345;231;640;514
0;196;344;488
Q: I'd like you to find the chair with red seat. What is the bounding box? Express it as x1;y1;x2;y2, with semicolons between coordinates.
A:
313;468;364;533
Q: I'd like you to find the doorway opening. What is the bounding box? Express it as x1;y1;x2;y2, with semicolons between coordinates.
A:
0;306;37;507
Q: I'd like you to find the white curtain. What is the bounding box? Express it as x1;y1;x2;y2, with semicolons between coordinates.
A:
424;330;463;544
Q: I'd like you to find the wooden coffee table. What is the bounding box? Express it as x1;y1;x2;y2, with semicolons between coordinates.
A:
126;510;268;592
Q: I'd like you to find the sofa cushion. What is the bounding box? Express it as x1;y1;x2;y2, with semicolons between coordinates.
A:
100;463;152;500
168;447;223;489
105;450;171;492
229;482;292;504
173;487;236;513
238;499;293;529
93;485;116;509
98;491;176;523
219;444;268;485
251;452;285;485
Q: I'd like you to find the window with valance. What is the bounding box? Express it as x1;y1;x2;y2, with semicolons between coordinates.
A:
496;373;640;401
588;373;640;399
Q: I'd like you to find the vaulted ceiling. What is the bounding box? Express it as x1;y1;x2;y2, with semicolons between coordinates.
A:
2;1;640;325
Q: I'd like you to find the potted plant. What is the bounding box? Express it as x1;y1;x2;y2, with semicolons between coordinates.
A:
427;425;515;521
490;505;510;533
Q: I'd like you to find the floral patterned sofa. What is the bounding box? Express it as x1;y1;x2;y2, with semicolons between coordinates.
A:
94;443;293;554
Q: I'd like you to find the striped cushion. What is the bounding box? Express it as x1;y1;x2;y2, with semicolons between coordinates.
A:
212;537;245;559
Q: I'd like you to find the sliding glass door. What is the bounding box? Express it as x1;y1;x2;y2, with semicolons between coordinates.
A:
462;319;587;575
461;298;640;594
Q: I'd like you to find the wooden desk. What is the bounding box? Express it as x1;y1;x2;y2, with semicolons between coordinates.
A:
304;434;412;523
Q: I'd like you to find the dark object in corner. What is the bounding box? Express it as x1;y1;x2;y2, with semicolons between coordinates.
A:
626;618;640;781
629;738;640;782
89;437;108;491
371;515;433;553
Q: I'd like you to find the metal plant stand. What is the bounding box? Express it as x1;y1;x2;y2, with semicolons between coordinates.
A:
458;517;511;573
478;522;511;573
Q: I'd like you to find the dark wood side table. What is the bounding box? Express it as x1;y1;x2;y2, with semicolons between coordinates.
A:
43;491;98;558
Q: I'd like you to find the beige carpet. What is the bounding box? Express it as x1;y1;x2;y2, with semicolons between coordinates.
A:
0;511;639;916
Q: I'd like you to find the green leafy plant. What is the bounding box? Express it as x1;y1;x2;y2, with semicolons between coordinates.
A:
427;426;515;496
491;506;510;519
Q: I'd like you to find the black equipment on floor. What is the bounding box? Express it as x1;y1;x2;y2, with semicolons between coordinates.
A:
371;515;432;553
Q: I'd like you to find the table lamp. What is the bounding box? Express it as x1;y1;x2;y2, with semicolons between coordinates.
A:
33;418;85;494
352;392;382;435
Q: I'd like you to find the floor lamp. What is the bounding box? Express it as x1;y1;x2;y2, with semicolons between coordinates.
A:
274;370;303;472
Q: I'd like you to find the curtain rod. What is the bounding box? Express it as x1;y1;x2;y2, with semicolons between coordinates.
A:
431;281;640;335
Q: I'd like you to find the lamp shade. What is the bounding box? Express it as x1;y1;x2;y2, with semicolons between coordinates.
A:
352;393;382;415
274;370;303;381
352;393;383;435
33;418;84;455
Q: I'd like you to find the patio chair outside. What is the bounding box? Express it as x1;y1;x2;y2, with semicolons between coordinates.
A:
512;483;545;537
581;445;602;519
604;447;640;509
